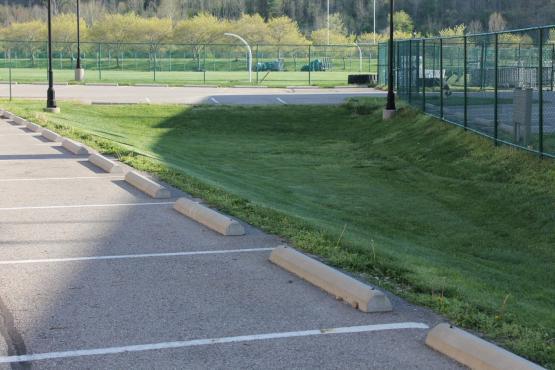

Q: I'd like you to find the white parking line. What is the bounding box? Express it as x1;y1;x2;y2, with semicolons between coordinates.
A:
0;133;39;137
210;97;221;104
0;202;174;212
0;248;274;265
276;97;287;105
0;175;122;182
0;322;429;364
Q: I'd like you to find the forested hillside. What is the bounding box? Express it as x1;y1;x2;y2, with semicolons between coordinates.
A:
1;0;554;36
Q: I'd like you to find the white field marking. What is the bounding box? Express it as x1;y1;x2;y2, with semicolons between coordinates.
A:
0;322;429;364
210;97;221;105
0;175;122;182
276;97;287;105
0;248;274;265
0;202;174;212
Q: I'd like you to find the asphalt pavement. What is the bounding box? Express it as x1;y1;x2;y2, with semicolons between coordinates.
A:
0;84;385;105
0;115;465;369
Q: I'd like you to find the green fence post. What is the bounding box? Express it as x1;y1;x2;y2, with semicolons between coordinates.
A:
539;28;544;157
464;35;468;129
377;43;380;82
408;39;412;104
422;39;426;112
98;43;101;80
551;44;554;91
256;44;259;85
203;44;206;85
494;33;499;146
440;38;444;118
308;45;311;85
153;52;156;81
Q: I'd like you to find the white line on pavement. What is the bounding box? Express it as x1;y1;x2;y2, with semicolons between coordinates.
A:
0;202;174;212
0;175;122;182
0;322;429;363
276;97;287;105
210;97;220;105
0;248;274;265
0;133;39;137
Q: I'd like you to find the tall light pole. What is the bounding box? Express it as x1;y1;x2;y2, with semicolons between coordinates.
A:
327;0;330;45
224;33;252;83
383;0;396;119
373;0;376;44
45;0;59;113
74;0;84;81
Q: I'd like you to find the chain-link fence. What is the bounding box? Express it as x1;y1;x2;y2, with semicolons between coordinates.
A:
0;40;378;87
378;25;555;158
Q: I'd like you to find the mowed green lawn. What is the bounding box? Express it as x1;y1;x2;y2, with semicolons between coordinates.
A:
3;98;554;367
0;67;370;87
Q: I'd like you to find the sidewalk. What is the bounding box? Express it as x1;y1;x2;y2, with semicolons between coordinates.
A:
0;115;463;369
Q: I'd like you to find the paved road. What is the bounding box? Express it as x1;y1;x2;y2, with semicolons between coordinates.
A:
0;115;464;369
0;84;385;105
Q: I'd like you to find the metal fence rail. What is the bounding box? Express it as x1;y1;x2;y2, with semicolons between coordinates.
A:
378;25;555;158
0;40;378;86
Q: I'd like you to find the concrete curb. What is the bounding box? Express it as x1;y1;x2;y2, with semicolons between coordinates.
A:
135;83;169;87
269;246;393;313
25;121;42;132
173;197;245;236
85;82;119;86
41;128;62;142
88;153;123;173
124;171;171;199
12;116;25;125
62;139;89;155
425;324;545;370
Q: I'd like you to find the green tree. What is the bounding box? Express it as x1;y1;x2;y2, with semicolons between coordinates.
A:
393;10;414;34
267;16;308;58
173;13;228;70
89;13;142;67
1;20;46;66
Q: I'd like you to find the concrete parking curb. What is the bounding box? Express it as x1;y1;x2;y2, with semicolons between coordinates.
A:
85;83;119;86
124;171;171;198
425;324;545;370
12;116;26;125
89;153;123;173
62;139;89;155
25;121;42;132
269;246;393;313
173;197;245;236
41;128;61;142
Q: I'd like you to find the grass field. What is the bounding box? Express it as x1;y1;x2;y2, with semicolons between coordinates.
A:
2;98;554;367
0;62;377;87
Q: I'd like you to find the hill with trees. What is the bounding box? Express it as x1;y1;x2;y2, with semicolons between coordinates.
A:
1;0;554;45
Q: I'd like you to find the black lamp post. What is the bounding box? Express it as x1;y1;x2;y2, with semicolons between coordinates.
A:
45;0;58;112
383;0;396;119
74;0;84;81
76;0;81;69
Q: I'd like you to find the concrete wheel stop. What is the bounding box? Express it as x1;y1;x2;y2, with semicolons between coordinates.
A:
269;246;392;313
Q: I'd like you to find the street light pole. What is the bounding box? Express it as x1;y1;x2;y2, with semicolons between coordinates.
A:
45;0;59;113
373;0;376;44
327;0;330;46
74;0;84;81
383;0;396;119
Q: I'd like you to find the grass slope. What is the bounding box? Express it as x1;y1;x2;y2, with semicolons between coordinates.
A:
2;98;554;367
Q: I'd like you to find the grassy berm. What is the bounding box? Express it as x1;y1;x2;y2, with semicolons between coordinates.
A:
3;98;554;368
